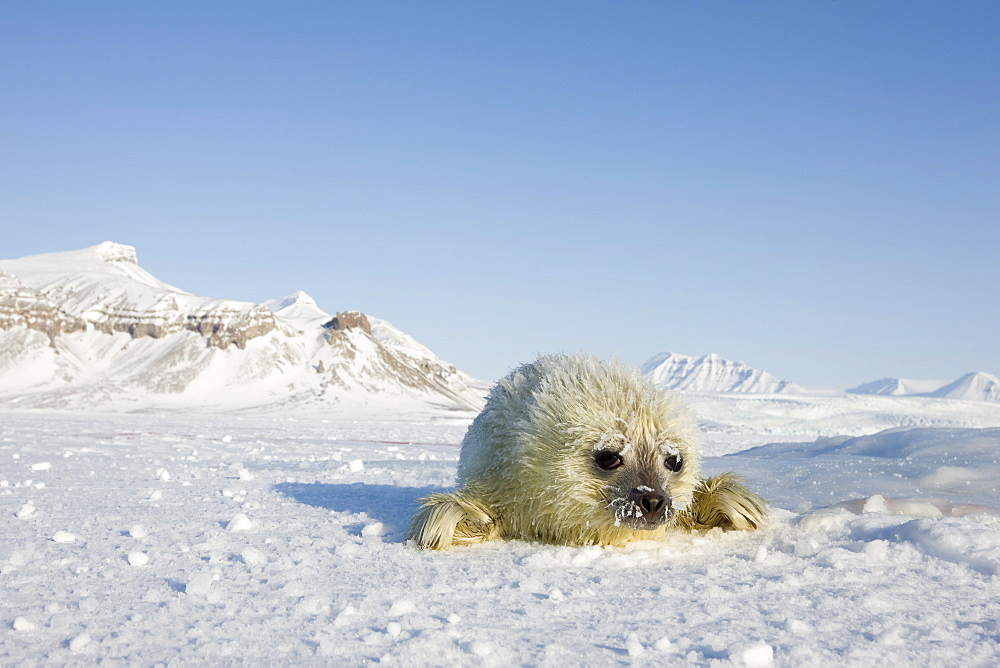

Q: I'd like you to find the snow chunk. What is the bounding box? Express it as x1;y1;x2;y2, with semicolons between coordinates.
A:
876;623;906;646
241;547;267;565
388;599;417;617
862;495;888;514
729;642;774;666
293;596;330;617
128;550;149;566
361;521;386;538
335;543;361;557
128;524;147;539
186;572;215;597
69;632;91;652
52;531;76;543
226;513;253;532
466;640;496;658
785;619;812;634
333;604;356;626
624;632;644;657
30;462;51;471
13;617;35;631
348;458;365;473
16;503;35;518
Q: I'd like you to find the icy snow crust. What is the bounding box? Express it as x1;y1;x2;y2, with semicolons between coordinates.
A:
3;411;1000;665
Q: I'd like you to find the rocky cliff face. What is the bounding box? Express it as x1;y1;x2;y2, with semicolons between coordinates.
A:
0;242;486;412
0;271;87;343
324;325;475;407
0;243;280;350
88;301;279;350
324;311;372;335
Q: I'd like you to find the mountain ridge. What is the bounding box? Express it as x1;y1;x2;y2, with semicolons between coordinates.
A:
848;371;1000;403
640;351;802;394
3;243;997;409
0;242;486;412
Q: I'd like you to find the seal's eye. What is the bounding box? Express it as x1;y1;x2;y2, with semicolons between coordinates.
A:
664;454;683;472
594;451;623;471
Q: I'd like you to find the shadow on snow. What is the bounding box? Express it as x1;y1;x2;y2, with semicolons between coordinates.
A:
274;481;447;541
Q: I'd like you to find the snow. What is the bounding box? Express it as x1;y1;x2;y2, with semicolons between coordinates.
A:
642;352;801;394
262;291;329;328
687;391;1000;447
931;371;1000;402
225;513;254;532
646;352;999;404
850;372;1000;402
3;243;1000;662
847;376;949;396
0;243;487;412
2;406;999;665
127;550;150;567
13;617;36;632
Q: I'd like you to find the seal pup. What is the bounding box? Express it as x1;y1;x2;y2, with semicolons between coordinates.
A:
409;354;767;550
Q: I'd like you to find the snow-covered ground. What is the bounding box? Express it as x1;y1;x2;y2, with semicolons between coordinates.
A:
3;403;999;665
689;389;1000;446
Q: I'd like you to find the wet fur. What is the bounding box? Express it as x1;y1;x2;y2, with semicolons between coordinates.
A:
409;354;767;550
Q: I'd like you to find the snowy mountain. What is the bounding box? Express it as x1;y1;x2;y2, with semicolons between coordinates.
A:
640;352;801;394
846;377;948;397
849;372;1000;403
0;242;486;412
928;371;1000;402
262;291;329;327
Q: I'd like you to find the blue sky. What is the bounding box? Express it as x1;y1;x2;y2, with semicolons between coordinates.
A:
2;2;997;386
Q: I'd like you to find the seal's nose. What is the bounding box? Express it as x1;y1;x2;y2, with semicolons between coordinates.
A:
640;494;664;513
636;491;667;522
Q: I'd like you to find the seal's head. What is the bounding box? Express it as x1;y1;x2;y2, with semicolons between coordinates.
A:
590;419;693;530
455;354;701;545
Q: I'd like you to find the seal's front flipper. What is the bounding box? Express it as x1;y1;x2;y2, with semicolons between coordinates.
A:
680;473;768;531
408;492;499;550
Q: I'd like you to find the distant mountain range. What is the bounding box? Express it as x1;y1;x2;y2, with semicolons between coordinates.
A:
641;352;802;394
848;372;1000;402
1;242;997;410
844;377;947;397
641;351;999;403
0;242;486;411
